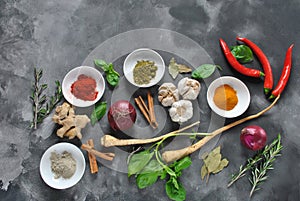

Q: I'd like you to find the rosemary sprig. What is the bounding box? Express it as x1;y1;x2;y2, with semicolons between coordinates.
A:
227;135;280;187
249;134;282;197
227;135;282;197
30;68;62;129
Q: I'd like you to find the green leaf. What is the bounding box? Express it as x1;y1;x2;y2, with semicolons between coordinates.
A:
106;73;119;87
230;45;254;63
91;101;107;126
140;159;163;174
128;150;154;177
136;172;159;189
191;64;218;79
174;156;192;173
94;59;108;68
165;179;186;201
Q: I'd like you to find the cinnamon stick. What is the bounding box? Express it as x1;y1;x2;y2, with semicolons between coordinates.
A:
87;139;98;174
134;97;157;129
81;144;115;161
147;91;158;128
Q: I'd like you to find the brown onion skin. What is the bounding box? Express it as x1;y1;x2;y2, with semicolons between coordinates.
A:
240;125;267;151
107;100;137;131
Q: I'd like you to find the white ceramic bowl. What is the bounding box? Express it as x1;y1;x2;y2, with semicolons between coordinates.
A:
62;66;105;107
207;76;250;118
40;143;86;189
123;48;165;87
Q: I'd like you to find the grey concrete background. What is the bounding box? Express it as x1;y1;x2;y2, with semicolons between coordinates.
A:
0;0;299;200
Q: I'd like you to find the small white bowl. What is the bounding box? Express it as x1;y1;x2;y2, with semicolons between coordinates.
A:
40;143;86;189
123;48;165;87
207;76;250;118
62;66;105;107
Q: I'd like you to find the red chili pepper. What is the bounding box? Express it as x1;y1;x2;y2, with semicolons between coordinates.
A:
236;37;273;95
269;44;294;99
219;38;264;78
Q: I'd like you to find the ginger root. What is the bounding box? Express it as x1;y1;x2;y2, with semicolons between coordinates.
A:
52;102;90;139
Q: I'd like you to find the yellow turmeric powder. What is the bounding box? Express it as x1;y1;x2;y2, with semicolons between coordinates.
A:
213;84;238;111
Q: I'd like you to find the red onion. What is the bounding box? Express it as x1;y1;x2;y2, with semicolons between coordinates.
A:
108;100;136;131
240;125;267;151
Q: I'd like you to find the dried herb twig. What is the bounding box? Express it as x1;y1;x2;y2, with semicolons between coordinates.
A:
30;68;62;129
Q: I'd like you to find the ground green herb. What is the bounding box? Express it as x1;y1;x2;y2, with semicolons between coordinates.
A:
230;45;254;63
94;59;120;87
133;60;158;85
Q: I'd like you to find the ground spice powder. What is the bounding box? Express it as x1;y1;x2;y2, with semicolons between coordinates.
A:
50;151;76;179
213;84;238;110
71;74;98;101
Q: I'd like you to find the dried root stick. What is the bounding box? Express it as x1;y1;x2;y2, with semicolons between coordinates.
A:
101;121;200;147
162;95;280;163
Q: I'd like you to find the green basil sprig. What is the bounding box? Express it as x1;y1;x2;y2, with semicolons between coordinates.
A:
191;64;222;79
94;59;120;87
90;101;107;126
230;45;254;63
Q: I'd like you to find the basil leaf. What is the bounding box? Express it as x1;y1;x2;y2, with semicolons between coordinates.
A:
230;45;253;63
165;179;186;201
91;101;107;126
106;73;119;87
174;156;192;173
95;59;120;87
94;59;108;68
136;172;159;189
128;151;154;177
191;64;218;79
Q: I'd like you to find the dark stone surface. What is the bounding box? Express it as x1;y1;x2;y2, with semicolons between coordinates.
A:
0;0;299;200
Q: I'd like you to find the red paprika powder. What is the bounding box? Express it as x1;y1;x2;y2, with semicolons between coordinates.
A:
71;74;98;101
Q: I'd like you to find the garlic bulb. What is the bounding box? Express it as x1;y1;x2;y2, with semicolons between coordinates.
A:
178;77;201;100
169;100;193;123
158;83;179;107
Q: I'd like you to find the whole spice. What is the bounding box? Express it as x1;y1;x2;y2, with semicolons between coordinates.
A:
81;143;115;161
133;60;158;85
71;74;98;101
269;44;294;99
219;38;264;78
86;139;98;174
213;84;238;111
50;151;76;179
30;68;62;129
237;37;273;94
94;59;120;87
228;134;282;197
52;102;90;139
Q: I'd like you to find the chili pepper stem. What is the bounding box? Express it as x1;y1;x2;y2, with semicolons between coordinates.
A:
264;88;271;95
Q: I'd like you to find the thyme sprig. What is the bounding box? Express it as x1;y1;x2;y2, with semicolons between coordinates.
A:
228;134;282;197
30;68;62;129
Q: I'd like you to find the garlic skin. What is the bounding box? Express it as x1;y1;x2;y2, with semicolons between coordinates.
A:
158;83;179;107
169;100;193;123
178;77;201;100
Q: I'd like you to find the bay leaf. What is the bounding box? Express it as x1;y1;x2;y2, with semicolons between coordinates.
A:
212;158;229;174
201;165;208;180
